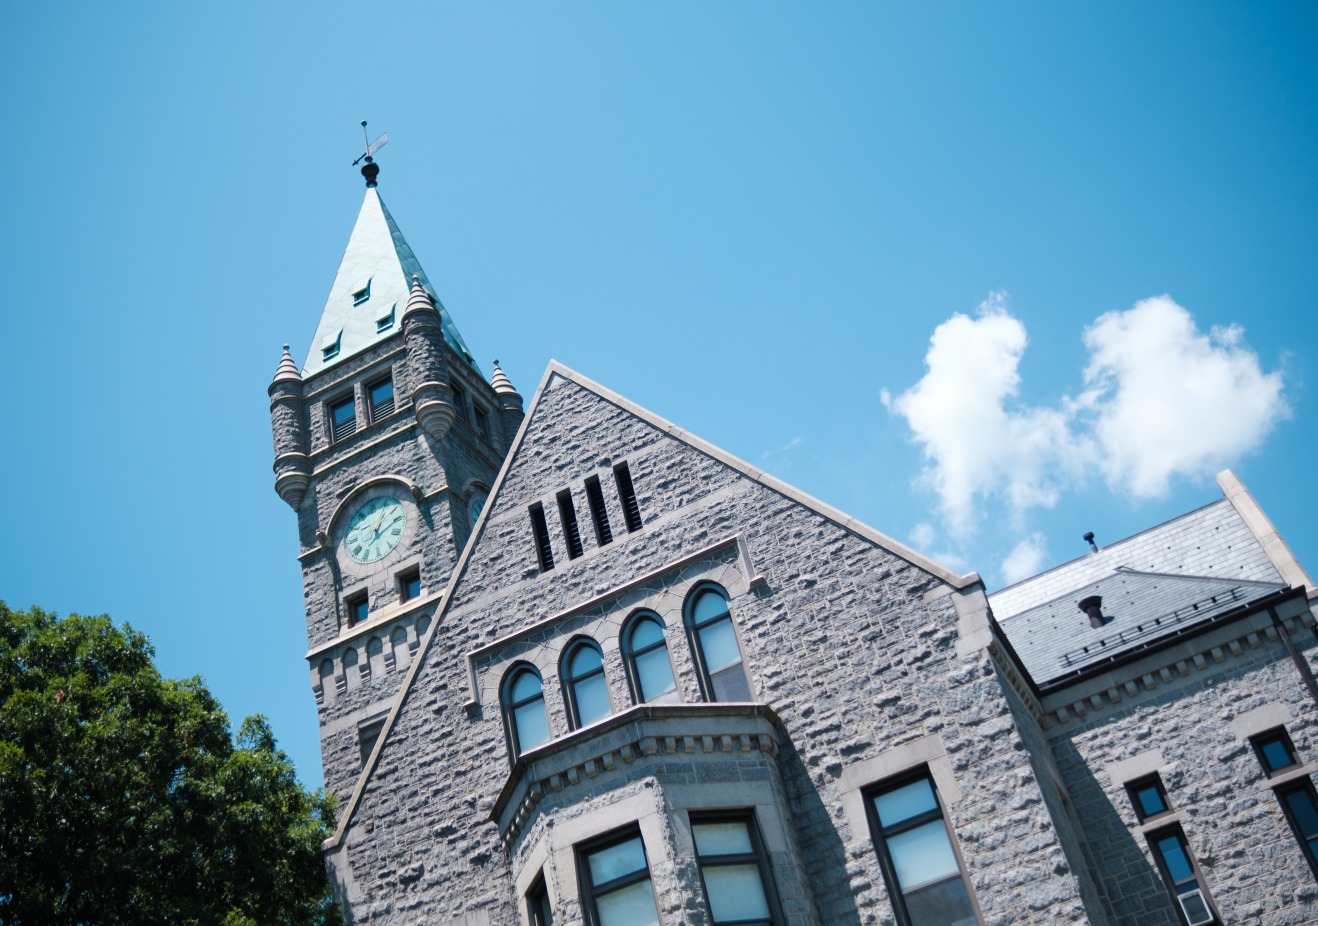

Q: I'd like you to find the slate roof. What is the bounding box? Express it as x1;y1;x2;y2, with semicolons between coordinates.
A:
302;188;478;378
990;497;1287;688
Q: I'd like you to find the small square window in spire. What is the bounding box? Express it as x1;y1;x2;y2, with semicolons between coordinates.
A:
321;329;342;361
376;304;396;333
352;279;372;305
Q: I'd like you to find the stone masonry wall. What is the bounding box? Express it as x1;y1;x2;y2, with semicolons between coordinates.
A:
1049;631;1318;925
327;373;1088;925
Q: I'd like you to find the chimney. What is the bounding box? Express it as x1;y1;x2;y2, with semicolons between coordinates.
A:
1078;595;1106;629
1083;531;1099;554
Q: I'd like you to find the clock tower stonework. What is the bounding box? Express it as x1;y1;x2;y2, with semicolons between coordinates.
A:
268;167;521;803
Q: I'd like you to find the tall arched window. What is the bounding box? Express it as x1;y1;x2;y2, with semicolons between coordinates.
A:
504;666;550;758
563;640;611;729
688;587;752;702
625;614;678;705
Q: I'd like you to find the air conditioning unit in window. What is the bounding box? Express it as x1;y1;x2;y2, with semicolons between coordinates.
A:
1177;888;1213;926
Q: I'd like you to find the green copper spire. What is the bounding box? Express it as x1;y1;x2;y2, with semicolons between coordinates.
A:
303;185;478;377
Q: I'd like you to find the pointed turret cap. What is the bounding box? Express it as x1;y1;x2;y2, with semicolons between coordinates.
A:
271;344;302;385
302;188;479;377
490;358;519;396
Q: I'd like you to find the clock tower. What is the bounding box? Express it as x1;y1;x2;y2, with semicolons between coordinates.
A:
268;158;522;802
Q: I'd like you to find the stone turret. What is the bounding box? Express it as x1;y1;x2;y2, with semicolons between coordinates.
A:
402;275;458;442
269;345;310;510
490;358;524;449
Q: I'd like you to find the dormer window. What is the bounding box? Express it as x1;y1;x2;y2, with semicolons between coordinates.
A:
376;304;395;333
321;329;342;362
352;279;371;305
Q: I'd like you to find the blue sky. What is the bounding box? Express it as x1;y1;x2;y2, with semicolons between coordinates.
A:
2;2;1315;789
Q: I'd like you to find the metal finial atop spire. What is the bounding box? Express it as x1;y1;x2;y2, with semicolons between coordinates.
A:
352;120;389;188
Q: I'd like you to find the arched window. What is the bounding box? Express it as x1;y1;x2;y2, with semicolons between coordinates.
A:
562;640;611;729
367;636;386;679
688;587;752;702
504;666;550;758
391;626;411;673
625;615;678;705
342;647;359;692
318;659;336;706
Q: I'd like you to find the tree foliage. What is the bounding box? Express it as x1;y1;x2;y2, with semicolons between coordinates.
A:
0;602;337;926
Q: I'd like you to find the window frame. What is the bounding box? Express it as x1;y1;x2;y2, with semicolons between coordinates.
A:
1126;773;1172;823
584;475;614;546
503;665;550;760
561;639;611;730
623;612;678;705
690;810;781;926
526;871;553;926
557;490;585;560
367;373;395;422
328;393;357;442
863;768;983;926
473;403;492;440
530;503;554;572
576;826;659;926
1252;727;1301;776
1144;824;1217;926
344;591;368;628
685;585;753;703
1252;726;1318;881
613;462;643;532
397;566;422;604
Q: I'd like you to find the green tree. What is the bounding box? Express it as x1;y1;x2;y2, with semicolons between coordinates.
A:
0;602;337;926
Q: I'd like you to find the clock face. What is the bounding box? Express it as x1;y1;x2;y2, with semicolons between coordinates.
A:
344;496;407;564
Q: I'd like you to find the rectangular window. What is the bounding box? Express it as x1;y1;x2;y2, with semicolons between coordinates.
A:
584;475;613;546
557;490;585;559
530;503;554;572
527;873;553;926
1146;826;1215;925
1253;727;1318;879
613;462;643;533
352;279;371;305
691;813;778;925
329;395;356;442
866;771;980;926
357;716;385;768
345;592;368;628
1126;774;1171;822
578;829;659;926
473;404;491;440
398;567;421;603
368;375;395;421
451;383;468;422
376;305;395;332
1253;727;1300;776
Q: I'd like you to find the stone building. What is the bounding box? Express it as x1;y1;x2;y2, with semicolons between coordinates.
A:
270;165;1318;925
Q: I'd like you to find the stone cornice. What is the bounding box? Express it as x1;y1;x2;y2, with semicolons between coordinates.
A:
492;703;782;850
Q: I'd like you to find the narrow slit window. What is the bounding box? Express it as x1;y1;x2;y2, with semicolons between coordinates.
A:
613;462;642;533
527;874;553;926
585;475;613;546
368;375;395;421
530;503;554;572
357;716;385;768
474;404;491;440
557;490;584;559
1146;827;1215;925
451;382;468;422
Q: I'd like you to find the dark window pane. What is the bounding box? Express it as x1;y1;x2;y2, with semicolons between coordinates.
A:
1284;787;1318;838
1135;784;1167;818
1261;737;1297;774
1155;833;1194;884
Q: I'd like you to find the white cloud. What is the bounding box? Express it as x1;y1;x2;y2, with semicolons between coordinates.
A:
1078;295;1289;497
885;293;1090;534
1001;534;1048;585
887;293;1286;549
908;522;936;549
760;436;803;474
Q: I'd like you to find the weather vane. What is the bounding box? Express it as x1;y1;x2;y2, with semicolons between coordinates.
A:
353;121;389;187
